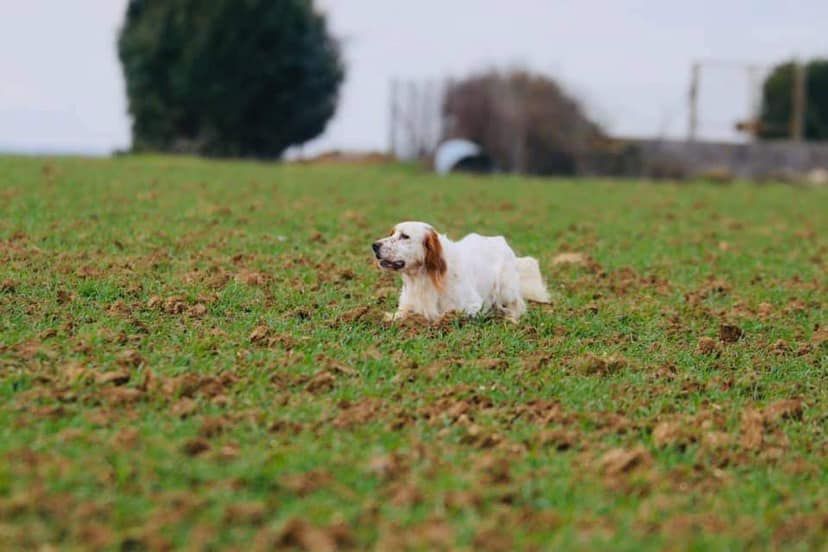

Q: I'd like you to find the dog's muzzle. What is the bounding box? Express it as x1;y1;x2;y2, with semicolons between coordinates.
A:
373;242;404;270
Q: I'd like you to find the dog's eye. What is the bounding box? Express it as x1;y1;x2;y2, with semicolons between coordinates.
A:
399;233;409;240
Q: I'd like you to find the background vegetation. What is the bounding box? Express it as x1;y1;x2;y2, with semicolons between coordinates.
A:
442;70;605;175
118;0;343;158
759;58;828;140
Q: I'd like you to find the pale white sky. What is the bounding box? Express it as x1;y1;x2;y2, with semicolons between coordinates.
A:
0;1;825;155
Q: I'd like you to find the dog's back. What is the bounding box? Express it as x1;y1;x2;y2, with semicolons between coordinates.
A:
455;233;550;304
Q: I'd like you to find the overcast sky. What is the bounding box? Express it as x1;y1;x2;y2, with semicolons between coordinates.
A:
1;1;825;155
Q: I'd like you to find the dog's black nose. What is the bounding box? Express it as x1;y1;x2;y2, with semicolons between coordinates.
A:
372;242;381;255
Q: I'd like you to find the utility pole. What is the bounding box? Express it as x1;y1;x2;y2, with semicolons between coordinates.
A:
407;80;419;158
747;65;761;136
791;60;807;141
388;79;398;157
688;62;700;141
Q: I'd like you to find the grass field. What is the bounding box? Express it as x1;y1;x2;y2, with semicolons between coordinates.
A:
0;155;826;550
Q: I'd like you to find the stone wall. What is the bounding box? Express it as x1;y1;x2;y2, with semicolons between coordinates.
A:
616;139;828;180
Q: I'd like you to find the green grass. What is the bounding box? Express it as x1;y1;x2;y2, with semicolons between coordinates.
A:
0;155;825;550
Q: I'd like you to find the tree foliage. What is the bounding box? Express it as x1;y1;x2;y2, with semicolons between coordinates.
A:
118;0;344;158
759;59;828;140
442;69;605;175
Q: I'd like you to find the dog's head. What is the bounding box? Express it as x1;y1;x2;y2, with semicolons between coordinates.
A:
372;221;446;286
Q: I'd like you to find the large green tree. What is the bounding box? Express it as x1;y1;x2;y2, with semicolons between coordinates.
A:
118;0;344;158
758;59;828;140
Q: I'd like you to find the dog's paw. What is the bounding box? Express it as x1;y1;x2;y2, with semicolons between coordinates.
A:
385;311;412;323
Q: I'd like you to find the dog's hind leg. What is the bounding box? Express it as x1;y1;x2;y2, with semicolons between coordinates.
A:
501;297;525;323
516;256;550;303
498;263;526;323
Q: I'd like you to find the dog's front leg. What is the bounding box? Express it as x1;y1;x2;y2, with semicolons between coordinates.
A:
462;302;483;317
459;289;484;318
385;287;414;322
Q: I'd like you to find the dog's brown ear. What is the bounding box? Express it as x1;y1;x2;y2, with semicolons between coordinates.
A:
424;229;447;288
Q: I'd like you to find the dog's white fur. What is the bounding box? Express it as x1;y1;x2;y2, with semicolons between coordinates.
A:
373;221;550;322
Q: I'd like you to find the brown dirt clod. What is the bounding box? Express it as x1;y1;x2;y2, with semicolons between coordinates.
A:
719;324;744;343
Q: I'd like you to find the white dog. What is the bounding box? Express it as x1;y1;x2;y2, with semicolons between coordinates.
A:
372;221;550;322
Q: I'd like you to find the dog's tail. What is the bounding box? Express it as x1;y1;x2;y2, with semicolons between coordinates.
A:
516;256;551;303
